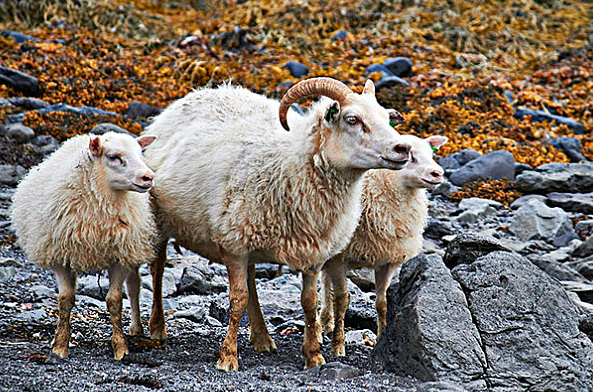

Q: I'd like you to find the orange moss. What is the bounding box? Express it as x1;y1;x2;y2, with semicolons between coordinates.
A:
450;179;523;207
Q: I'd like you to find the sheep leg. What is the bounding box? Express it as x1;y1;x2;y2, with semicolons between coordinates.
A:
375;262;398;339
149;239;168;341
325;261;349;357
246;263;276;352
52;264;77;358
319;265;336;337
107;264;130;360
217;253;248;371
301;271;326;369
126;266;144;336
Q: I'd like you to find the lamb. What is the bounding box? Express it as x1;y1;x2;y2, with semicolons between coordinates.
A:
318;134;448;356
10;131;157;360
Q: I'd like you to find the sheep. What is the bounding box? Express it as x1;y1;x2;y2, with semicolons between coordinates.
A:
318;134;448;356
10;131;157;360
143;77;411;371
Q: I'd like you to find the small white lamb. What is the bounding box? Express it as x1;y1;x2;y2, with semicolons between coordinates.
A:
319;134;448;356
11;131;157;360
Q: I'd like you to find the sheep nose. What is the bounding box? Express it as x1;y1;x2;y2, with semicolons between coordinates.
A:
430;169;443;179
140;173;154;183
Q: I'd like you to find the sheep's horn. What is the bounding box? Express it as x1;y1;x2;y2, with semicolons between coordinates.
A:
279;77;353;131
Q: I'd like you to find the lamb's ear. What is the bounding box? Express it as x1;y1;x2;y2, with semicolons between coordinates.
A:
324;101;340;124
362;79;375;95
426;135;448;151
89;136;103;158
136;135;157;149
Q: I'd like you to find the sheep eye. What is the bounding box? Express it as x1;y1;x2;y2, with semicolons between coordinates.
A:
345;116;359;125
106;154;123;165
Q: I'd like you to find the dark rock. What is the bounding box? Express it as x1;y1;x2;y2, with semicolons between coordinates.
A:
509;194;546;210
254;263;283;280
284;61;309;78
78;274;108;300
90;123;135;137
7;97;49;110
547;192;593;214
345;293;377;331
365;63;392;78
374;75;410;89
573;236;593;258
551;137;586;162
552;231;580;247
456;197;502;224
7;123;34;143
209;293;249;327
438;148;480;171
16;309;47;323
424;218;455;240
444;232;511;269
383;57;413;77
172;307;206;323
514;162;532;176
510;199;573;241
0;66;39;96
346;269;375;292
576;220;593;239
6;112;25;124
417;381;467;392
561;281;593;304
305;362;362;380
431;180;459;197
452;251;593;391
515;162;593;194
374;254;487;388
579;313;593;341
331;30;348;41
30;135;60;155
576;260;593;280
449;150;515;186
126;101;162;120
529;256;585;282
1;30;41;44
514;108;585;134
0;164;26;186
178;261;228;295
38;103;118;117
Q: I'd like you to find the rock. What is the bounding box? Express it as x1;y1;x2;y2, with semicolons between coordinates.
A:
209;292;248;327
576;220;593;239
456;197;502;224
547;192;593;214
1;30;40;43
365;64;392;78
551;137;586;162
509;194;546;210
142;270;177;297
514;162;532;176
561;281;593;304
178;260;228;295
284;61;309;78
451;251;593;392
575;260;593;280
510;199;573;241
515;162;593;194
417;381;467;392
78;274;108;300
373;254;488;389
529;256;585;282
0;164;26;186
374;75;410;89
30;284;55;299
431;180;459;197
254;263;283;280
438;149;481;172
514;108;585;134
30;135;60;155
16;309;47;323
7;123;35;143
305;362;362;380
90;123;135;137
424;218;455;241
0;266;17;282
125;101;162;120
38;103;119;117
0;66;39;96
449;150;515;186
346;269;375;292
573;236;593;258
552;231;580;247
173;307;206;323
383;57;413;77
345;329;376;347
331;30;348;41
7;97;49;110
345;282;377;331
444;232;511;269
579;313;593;341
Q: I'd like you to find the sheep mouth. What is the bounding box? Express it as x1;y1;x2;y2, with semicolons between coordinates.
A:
380;155;408;169
421;178;443;186
132;182;153;192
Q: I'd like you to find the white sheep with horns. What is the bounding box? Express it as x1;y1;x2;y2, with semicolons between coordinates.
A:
11;132;157;360
143;77;411;371
318;134;448;356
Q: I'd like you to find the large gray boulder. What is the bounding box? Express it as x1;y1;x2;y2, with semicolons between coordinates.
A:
510;199;573;241
449;150;515;186
514;162;593;194
547;192;593;214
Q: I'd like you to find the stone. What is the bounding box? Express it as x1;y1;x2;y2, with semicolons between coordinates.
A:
438;149;481;172
417;381;467;392
575;259;593;280
383;57;413;77
38;103;119;117
576;220;593;239
456;197;502;224
284;61;309;78
509;194;546;210
90;123;135;137
373;254;487;388
514;162;593;194
552;231;581;247
142;270;177;297
444;232;511;269
345;281;377;331
331;30;348;41
345;329;376;347
7;123;35;143
346;269;375;292
172;307;206;323
573;236;593;258
451;251;593;392
1;30;40;43
305;362;362;380
551;137;586;162
0;164;26;186
514;162;533;176
529;255;585;282
78;274;109;300
365;63;392;78
449;150;515;186
178;260;228;295
510;199;573;241
0;266;17;282
7;97;49;110
374;75;410;89
560;281;593;304
254;263;283;280
205;315;222;327
16;309;47;324
547;192;593;214
423;218;455;240
0;66;39;96
514;108;585;134
31;135;60;155
209;292;248;327
126;101;162;120
30;284;55;299
431;180;459;197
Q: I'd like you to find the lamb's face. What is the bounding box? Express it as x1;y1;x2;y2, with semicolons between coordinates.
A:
396;134;447;189
89;132;156;193
321;85;411;171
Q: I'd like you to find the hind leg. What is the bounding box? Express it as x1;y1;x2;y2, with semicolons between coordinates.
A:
149;239;168;340
107;263;130;360
246;263;276;352
52;264;77;358
375;263;398;339
126;266;144;336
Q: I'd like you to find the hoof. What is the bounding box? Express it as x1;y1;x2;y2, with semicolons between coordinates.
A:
130;324;145;337
304;353;326;370
216;356;239;371
149;328;167;341
113;345;130;361
52;346;68;358
250;332;277;353
331;344;345;357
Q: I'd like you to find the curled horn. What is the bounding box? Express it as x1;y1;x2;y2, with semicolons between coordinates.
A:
278;77;353;131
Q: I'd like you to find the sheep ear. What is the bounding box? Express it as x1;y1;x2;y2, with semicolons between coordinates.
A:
324;101;340;124
89;136;103;158
362;79;375;95
136;135;157;149
426;135;448;151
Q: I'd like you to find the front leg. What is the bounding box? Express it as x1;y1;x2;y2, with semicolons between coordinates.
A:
217;251;249;371
149;239;168;341
301;270;325;369
374;262;399;339
246;263;276;352
126;266;144;336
